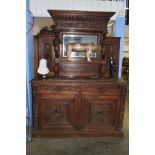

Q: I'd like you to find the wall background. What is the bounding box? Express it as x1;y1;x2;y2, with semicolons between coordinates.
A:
30;0;126;20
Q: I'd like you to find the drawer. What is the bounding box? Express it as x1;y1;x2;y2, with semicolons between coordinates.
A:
82;86;122;95
38;85;78;94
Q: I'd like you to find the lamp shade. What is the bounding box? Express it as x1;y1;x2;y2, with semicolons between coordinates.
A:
37;59;49;75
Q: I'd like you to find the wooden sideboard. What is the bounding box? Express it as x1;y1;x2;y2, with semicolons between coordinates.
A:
32;78;127;137
32;10;127;137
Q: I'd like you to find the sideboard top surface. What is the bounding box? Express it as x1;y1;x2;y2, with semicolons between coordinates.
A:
31;78;126;86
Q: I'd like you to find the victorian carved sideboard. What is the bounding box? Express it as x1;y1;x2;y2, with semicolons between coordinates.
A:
32;10;127;137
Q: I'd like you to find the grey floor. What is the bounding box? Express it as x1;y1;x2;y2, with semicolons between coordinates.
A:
27;91;129;155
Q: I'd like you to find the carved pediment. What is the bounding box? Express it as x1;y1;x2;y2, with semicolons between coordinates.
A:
48;10;115;33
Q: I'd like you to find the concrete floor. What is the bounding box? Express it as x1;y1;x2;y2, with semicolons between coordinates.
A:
27;92;129;155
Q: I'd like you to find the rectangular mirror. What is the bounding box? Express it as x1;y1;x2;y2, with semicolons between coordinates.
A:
63;34;98;58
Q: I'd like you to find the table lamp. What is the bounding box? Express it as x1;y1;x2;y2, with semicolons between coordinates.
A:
37;59;49;79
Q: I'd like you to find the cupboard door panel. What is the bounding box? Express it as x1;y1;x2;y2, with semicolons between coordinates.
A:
83;96;119;130
38;96;77;130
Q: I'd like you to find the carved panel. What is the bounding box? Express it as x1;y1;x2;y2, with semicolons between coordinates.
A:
39;98;75;129
58;21;104;32
38;85;78;94
82;86;121;95
53;14;108;22
85;99;116;128
43;42;53;70
103;37;120;79
45;101;68;123
39;37;54;72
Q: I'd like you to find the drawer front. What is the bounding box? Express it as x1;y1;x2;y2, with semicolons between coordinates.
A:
82;86;122;95
38;85;78;94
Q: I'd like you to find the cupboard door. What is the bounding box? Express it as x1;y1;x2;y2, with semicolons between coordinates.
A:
83;96;120;130
38;95;78;131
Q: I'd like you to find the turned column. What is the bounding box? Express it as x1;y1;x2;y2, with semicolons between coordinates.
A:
53;31;61;76
100;34;110;79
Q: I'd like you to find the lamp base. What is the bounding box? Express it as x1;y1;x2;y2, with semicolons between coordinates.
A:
42;75;46;79
38;74;47;80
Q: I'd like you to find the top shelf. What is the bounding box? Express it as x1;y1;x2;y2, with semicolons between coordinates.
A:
48;10;115;19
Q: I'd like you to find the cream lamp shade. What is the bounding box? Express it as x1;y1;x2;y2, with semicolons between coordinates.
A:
37;59;49;75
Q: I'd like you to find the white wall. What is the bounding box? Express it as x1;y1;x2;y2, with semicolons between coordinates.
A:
123;51;129;58
30;0;126;20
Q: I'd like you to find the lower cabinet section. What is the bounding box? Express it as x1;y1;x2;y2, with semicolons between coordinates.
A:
32;79;127;137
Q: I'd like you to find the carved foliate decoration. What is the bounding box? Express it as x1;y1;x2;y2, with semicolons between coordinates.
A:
122;57;129;83
58;21;105;32
39;25;55;35
43;42;52;70
53;32;61;58
53;31;61;76
40;98;77;128
51;14;109;22
86;99;115;127
48;10;115;34
38;85;78;93
46;103;67;123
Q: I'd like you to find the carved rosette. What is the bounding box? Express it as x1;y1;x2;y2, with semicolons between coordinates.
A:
53;31;61;76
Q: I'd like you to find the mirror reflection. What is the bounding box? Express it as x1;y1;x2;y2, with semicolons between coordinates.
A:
63;34;97;58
